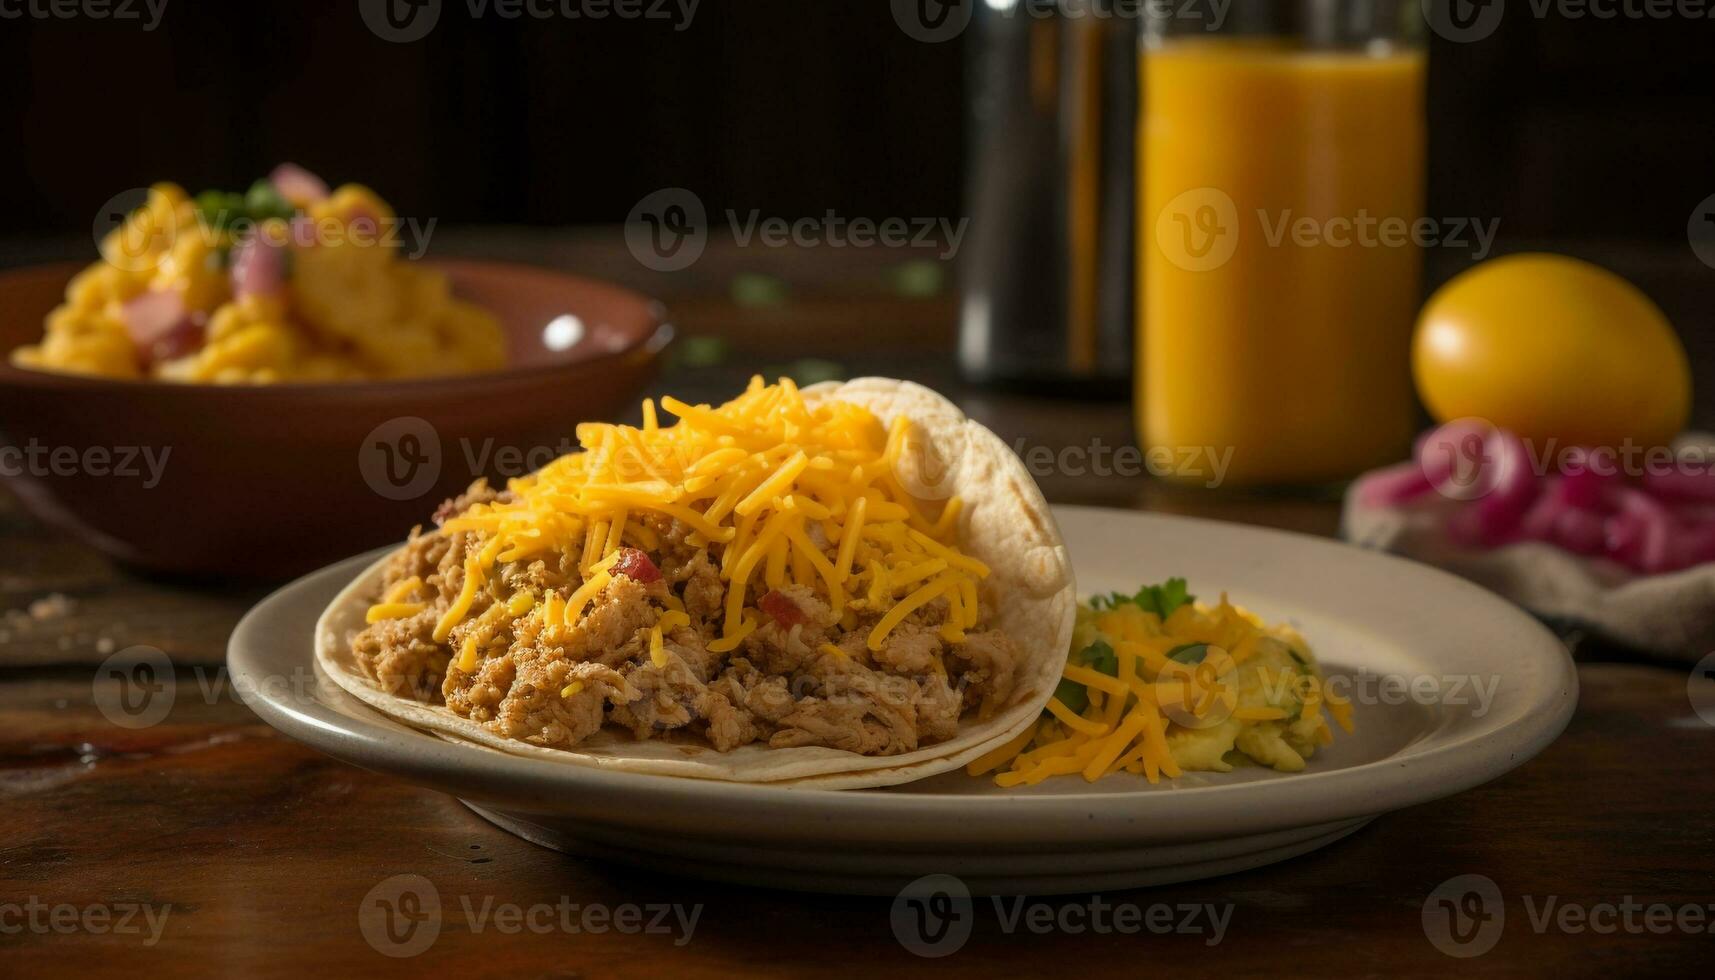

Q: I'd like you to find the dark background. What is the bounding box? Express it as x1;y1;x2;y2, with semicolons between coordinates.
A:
2;0;1712;245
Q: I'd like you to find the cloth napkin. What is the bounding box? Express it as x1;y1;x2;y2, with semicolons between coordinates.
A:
1343;470;1715;662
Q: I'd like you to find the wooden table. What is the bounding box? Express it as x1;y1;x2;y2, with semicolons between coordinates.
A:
2;235;1711;976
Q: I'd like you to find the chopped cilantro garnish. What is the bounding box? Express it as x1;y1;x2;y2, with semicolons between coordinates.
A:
1168;642;1209;665
193;180;298;235
1088;578;1195;619
1051;676;1089;715
193;190;248;232
1050;640;1119;715
1080;639;1118;677
243;178;295;223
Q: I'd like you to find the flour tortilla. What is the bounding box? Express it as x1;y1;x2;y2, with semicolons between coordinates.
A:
315;378;1075;790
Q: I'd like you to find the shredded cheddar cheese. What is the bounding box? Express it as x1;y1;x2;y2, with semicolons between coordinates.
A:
372;378;989;667
648;626;667;668
365;602;425;624
457;635;480;673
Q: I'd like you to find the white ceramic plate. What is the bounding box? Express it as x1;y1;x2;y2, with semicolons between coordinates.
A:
229;506;1577;895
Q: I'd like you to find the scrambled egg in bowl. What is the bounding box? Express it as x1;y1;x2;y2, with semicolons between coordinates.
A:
971;579;1353;786
12;165;505;383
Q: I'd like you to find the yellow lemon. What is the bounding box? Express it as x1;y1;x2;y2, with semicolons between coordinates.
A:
1413;253;1691;450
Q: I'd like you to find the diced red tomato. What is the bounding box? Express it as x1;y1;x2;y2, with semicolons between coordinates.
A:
758;590;806;626
611;548;660;583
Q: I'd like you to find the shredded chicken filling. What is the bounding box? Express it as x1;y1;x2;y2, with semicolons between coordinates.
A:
351;489;1020;756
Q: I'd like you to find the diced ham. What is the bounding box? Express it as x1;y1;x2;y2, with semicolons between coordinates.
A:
120;288;185;347
120;289;204;365
149;314;207;364
269;162;329;205
230;234;287;300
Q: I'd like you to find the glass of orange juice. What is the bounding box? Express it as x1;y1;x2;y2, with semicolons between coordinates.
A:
1138;2;1426;489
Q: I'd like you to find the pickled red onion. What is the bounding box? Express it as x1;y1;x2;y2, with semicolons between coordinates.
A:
1359;420;1715;575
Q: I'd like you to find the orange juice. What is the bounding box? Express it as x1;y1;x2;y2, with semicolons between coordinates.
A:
1139;40;1426;487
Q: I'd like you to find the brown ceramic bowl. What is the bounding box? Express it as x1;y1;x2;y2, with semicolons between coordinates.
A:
0;260;671;579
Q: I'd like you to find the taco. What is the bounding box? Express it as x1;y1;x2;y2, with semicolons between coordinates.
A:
316;377;1075;789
